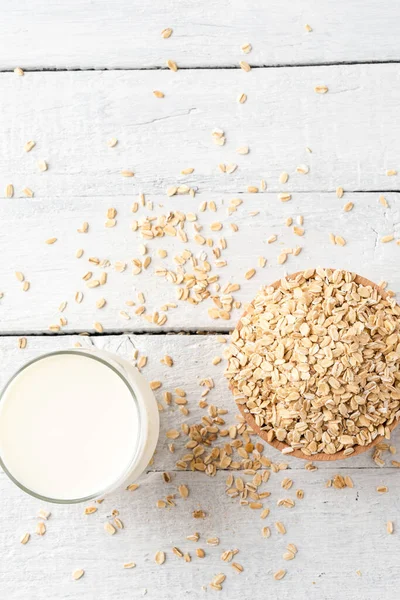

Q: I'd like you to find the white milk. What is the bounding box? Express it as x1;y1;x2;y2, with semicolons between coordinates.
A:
0;349;159;502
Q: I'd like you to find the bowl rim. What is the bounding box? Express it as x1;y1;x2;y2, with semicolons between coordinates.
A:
230;268;400;461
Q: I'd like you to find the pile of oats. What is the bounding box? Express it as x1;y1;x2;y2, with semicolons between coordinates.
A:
225;268;400;456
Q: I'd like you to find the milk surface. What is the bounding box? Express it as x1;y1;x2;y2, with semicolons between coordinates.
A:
0;352;139;500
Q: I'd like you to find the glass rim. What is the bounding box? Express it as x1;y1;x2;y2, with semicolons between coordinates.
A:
0;349;142;504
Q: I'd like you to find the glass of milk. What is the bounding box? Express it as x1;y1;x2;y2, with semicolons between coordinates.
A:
0;348;160;503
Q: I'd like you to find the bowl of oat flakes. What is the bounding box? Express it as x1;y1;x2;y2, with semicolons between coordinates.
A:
225;268;400;460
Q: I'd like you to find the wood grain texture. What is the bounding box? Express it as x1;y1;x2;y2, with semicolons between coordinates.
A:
2;67;400;199
0;192;399;333
2;4;400;596
1;335;400;600
1;0;400;69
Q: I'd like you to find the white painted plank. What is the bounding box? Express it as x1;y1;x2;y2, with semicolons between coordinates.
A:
0;192;399;333
1;335;399;599
2;0;400;69
1;334;398;471
3;468;400;600
3;464;400;600
2;67;400;199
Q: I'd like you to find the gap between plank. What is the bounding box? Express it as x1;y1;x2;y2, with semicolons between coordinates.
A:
1;190;399;202
0;330;232;337
145;465;388;473
3;59;400;73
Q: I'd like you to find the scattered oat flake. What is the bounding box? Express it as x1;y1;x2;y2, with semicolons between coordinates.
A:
24;140;35;152
155;551;166;565
23;187;34;197
305;24;312;32
274;569;286;580
232;562;243;573
277;253;287;265
206;537;220;546
6;184;14;198
379;195;389;208
84;506;98;515
126;483;139;491
45;237;57;245
238;93;247;104
172;546;183;558
123;562;136;569
315;85;328;94
167;59;178;71
161;28;173;38
386;169;397;176
14;67;24;76
72;569;84;581
262;526;271;538
280;172;289;184
166;429;180;439
387;521;394;534
18;337;27;349
153;90;164;98
381;235;394;243
293;226;304;236
279;193;291;202
178;484;189;498
241;43;252;54
245;268;256;280
275;522;286;535
77;222;88;233
20;533;30;545
335;235;346;246
343;476;353;488
296;165;309;174
335;187;344;198
377;486;388;493
36;522;46;536
104;522;116;535
239;61;251;72
38;160;48;171
344;202;353;212
107;138;118;147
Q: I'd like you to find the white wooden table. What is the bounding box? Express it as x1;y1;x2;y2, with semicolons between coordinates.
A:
2;3;400;599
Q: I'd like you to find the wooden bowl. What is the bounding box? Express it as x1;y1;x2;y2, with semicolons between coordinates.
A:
232;269;400;461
